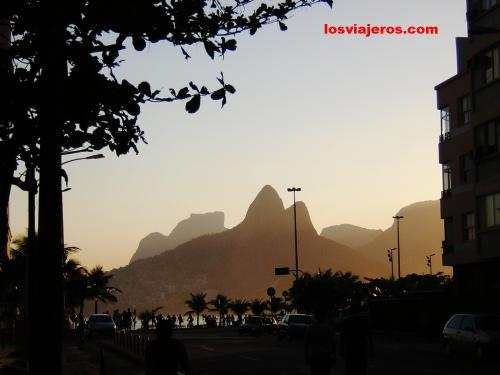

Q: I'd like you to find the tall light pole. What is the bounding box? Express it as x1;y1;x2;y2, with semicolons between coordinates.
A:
287;187;301;280
393;215;404;279
426;253;436;275
387;248;396;280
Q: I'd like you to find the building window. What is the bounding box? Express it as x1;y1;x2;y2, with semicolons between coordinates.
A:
484;193;500;227
441;107;450;140
484;47;500;84
460;95;472;126
459;153;474;183
475;120;500;158
462;213;476;242
442;163;452;192
481;0;499;11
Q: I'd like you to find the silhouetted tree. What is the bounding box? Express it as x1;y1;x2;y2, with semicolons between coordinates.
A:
230;299;250;325
365;273;452;298
86;266;121;314
250;299;268;316
209;294;231;326
1;2;334;372
185;293;207;326
289;269;364;315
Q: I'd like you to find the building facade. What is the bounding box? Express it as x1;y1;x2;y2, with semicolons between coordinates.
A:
436;0;500;307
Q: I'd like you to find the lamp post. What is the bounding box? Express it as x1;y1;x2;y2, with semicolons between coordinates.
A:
287;187;301;280
387;248;396;280
426;253;436;275
393;215;404;279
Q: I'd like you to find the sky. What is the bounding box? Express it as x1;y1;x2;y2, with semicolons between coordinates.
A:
10;0;467;269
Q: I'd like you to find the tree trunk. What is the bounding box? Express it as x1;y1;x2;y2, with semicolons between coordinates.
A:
196;313;200;326
94;300;98;314
0;161;14;260
30;5;67;374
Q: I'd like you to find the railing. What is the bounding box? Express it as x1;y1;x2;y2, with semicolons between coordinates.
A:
113;330;150;359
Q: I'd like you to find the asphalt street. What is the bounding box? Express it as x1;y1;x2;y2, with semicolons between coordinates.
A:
89;329;500;375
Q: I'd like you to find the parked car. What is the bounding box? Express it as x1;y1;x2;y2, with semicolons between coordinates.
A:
277;314;313;340
239;316;276;336
86;314;116;336
443;313;500;359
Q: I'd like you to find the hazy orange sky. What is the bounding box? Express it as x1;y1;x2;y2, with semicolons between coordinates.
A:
10;0;467;269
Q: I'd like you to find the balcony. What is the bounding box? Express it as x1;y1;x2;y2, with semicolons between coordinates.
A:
439;132;452;143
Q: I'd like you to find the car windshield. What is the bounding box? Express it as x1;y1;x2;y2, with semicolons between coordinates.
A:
288;315;312;324
476;316;500;331
89;315;113;323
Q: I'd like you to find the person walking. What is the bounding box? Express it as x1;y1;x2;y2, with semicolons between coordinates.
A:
340;304;374;375
305;311;336;375
145;319;192;375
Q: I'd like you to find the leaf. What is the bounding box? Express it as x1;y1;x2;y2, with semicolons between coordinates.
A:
132;35;146;51
224;84;236;94
200;86;209;95
177;87;190;99
138;81;151;96
210;88;225;100
203;40;218;59
181;47;191;60
279;21;288;31
324;0;333;8
61;169;69;187
189;82;199;91
185;94;201;114
225;39;237;51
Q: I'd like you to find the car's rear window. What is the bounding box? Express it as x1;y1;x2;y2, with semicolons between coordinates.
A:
446;315;463;329
476;316;500;331
89;315;113;323
288;315;312;324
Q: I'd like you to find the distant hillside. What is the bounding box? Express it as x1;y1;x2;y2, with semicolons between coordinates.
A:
357;200;448;276
108;186;386;314
129;212;226;263
321;224;382;248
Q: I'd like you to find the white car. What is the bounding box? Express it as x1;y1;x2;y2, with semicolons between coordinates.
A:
443;313;500;359
86;314;116;336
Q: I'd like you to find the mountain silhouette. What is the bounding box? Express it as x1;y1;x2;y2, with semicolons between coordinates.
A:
108;186;385;314
357;200;448;275
321;224;382;248
129;211;226;263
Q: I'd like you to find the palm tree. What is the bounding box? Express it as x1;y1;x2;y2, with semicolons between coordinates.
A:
250;299;268;316
86;266;121;314
230;299;249;325
209;294;231;326
185;293;207;326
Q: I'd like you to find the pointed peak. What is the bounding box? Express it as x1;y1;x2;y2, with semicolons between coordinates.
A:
286;201;317;236
242;185;286;229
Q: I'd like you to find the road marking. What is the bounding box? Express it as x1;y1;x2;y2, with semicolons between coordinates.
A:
199;345;216;352
238;355;260;362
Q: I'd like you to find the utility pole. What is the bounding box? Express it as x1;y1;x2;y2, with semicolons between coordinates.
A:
387;248;396;280
426;253;436;275
393;215;404;279
287;187;301;280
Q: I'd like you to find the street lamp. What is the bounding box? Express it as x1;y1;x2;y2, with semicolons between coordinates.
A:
426;253;436;275
393;215;404;279
287;187;301;280
387;248;396;279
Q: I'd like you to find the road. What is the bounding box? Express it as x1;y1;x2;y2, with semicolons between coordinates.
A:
89;329;499;375
176;329;499;375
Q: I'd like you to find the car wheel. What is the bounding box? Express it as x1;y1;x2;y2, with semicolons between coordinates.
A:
443;341;453;357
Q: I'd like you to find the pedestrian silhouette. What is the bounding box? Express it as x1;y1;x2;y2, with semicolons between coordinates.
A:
305;311;336;375
340;303;374;375
145;319;192;375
